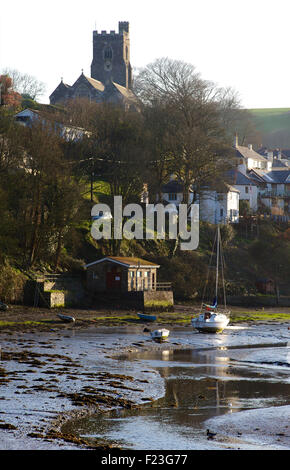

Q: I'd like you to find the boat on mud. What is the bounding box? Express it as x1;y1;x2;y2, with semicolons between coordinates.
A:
191;311;229;333
137;312;157;322
57;313;75;323
0;301;8;311
191;226;230;334
150;328;170;342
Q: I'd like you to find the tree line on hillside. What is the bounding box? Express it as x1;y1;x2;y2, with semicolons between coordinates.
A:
1;58;289;303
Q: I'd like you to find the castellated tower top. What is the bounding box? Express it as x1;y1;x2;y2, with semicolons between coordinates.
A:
91;21;132;88
93;22;129;36
119;21;129;34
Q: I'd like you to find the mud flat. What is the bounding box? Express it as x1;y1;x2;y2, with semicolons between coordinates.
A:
0;312;289;451
205;405;290;449
0;325;168;450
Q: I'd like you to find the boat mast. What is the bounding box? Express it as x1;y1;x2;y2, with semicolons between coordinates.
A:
215;226;220;299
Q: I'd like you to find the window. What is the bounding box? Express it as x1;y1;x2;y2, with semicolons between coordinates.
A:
220;208;224;217
168;193;177;201
104;46;113;59
137;272;141;277
245;186;249;194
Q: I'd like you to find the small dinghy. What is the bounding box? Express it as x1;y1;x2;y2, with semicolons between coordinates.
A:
57;313;75;323
0;301;8;311
150;328;170;342
137;312;156;322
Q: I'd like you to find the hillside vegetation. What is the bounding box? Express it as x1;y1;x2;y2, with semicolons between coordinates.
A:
248;107;290;147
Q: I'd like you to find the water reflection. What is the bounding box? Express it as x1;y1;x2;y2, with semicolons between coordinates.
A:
63;344;290;450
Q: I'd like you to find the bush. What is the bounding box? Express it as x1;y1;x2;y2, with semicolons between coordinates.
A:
0;262;27;303
155;252;208;300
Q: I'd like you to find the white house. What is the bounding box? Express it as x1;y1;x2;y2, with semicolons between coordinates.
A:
15;108;89;141
257;147;289;168
228;168;258;212
159;180;187;205
159;180;239;224
248;168;290;215
199;184;239;224
234;136;272;174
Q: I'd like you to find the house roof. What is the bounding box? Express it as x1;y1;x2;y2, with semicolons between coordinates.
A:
257;147;290;160
85;256;160;269
266;170;290;183
161;180;184;193
235;145;268;162
224;183;240;193
272;159;289;168
227;168;257;186
250;169;290;184
15;108;88;136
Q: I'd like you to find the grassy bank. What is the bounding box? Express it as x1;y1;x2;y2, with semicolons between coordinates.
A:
0;305;289;332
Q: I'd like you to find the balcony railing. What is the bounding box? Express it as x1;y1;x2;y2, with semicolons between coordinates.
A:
154;282;172;291
260;191;290;199
128;281;172;292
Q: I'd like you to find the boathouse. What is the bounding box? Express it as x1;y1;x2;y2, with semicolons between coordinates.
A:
85;256;174;310
85;256;160;293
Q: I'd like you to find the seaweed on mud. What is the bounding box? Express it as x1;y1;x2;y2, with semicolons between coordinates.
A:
63;390;138;409
0;423;17;430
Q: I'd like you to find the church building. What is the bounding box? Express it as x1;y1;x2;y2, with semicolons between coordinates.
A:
49;21;138;110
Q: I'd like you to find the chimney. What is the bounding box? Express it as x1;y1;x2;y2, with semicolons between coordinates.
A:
248;144;252;151
233;134;238;148
267;150;273;161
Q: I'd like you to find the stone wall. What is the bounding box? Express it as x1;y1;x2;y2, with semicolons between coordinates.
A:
42;291;65;308
23;276;85;308
143;290;174;311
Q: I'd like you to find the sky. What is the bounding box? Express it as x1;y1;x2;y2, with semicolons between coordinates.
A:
1;0;290;108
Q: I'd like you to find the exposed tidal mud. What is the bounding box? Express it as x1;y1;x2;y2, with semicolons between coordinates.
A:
0;313;289;450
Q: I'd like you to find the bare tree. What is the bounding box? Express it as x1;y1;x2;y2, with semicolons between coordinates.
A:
135;58;237;203
2;68;46;100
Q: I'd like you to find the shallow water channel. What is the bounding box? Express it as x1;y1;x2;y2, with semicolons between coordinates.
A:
64;325;290;450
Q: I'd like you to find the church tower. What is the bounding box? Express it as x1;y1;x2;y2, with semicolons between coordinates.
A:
91;21;132;89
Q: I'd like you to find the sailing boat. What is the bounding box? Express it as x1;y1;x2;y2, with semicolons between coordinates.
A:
191;226;230;333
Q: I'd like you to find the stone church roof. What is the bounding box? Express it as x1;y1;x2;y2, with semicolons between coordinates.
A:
49;73;139;110
82;75;104;92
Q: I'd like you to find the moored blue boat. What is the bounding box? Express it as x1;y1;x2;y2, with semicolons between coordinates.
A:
137;312;156;322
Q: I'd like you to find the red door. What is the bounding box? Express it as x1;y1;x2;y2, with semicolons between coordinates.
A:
106;271;122;290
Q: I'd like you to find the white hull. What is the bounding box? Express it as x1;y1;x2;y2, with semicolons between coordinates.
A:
57;314;75;323
191;313;229;333
151;328;170;341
